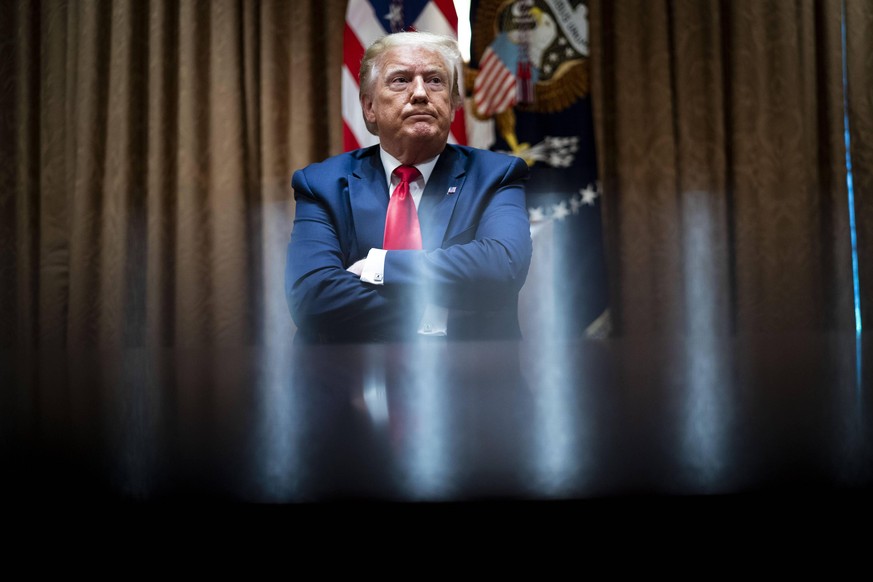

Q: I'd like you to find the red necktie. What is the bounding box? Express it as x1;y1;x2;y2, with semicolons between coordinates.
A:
383;165;423;250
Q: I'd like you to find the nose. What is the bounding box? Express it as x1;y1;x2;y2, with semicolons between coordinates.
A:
410;76;428;102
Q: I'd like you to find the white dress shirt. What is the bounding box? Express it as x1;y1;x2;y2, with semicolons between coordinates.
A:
357;147;448;336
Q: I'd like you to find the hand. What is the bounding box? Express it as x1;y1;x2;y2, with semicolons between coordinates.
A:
347;258;366;277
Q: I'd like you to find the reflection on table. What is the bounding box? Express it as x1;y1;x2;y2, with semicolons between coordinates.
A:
2;333;872;505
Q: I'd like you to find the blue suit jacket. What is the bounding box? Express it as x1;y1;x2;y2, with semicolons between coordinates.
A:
285;144;532;342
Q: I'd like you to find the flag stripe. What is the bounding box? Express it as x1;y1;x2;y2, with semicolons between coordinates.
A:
431;0;457;24
476;51;511;98
343;23;366;82
474;78;510;113
343;120;361;151
342;65;377;149
346;0;384;49
476;66;513;107
414;2;453;37
450;109;467;145
473;47;517;116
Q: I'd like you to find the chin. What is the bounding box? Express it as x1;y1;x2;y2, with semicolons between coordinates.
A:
410;124;448;138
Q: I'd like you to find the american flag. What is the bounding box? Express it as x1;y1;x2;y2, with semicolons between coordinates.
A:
472;36;519;117
343;0;468;151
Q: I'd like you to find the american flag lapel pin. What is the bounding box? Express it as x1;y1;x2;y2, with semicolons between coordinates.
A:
447;186;457;196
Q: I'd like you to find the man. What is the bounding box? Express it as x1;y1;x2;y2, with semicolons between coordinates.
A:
286;32;532;343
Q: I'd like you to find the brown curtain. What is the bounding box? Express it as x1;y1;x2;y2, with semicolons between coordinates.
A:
591;0;873;335
846;0;873;333
0;0;347;347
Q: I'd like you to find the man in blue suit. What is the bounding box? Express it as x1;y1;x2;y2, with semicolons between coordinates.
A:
286;32;532;343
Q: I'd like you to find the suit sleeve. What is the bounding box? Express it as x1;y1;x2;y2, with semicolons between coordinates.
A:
285;169;418;339
383;155;532;310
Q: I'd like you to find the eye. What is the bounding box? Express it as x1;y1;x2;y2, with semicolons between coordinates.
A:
389;76;408;87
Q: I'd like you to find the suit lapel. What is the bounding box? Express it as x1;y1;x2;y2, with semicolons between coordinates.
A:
420;146;468;250
349;148;389;253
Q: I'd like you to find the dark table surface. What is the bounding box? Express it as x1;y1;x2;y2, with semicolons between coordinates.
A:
3;333;873;517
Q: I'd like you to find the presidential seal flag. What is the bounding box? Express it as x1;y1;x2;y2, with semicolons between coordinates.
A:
343;0;468;151
468;0;609;339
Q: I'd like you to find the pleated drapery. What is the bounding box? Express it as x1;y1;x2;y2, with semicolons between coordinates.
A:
590;0;873;335
1;0;347;347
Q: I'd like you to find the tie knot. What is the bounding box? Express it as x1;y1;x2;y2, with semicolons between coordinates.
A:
393;165;420;184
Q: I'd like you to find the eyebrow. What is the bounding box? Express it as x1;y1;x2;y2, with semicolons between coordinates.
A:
383;66;447;78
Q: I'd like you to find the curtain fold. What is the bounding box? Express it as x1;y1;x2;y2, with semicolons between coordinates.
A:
846;0;873;331
1;0;347;347
591;0;867;335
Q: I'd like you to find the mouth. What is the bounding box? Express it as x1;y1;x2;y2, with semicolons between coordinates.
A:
404;111;435;121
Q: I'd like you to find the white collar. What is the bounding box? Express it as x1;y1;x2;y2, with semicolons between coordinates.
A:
379;147;440;187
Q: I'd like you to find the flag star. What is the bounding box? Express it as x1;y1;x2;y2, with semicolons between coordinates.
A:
543;64;552;75
558;37;567;46
569;194;583;213
565;47;575;57
385;4;404;30
581;184;599;205
552;200;570;220
529;206;546;222
549;52;559;62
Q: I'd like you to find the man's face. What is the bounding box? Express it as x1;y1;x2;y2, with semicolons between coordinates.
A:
362;44;456;162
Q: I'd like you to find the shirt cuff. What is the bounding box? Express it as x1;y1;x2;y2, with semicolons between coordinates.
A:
418;305;448;336
360;248;387;285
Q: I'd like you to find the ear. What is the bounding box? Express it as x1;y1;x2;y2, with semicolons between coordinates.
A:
361;94;377;125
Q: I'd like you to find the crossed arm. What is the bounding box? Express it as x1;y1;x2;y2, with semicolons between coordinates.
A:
285;156;532;339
